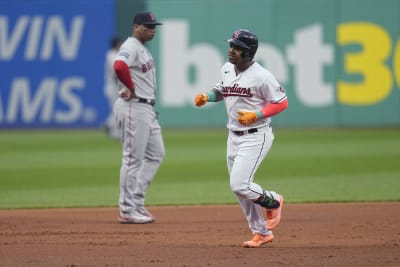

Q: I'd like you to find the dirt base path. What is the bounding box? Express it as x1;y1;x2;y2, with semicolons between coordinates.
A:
1;202;399;267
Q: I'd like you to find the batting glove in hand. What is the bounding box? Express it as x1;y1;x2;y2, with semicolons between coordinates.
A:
194;93;209;107
237;111;260;126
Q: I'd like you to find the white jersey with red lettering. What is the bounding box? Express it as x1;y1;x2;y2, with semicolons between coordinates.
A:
214;61;286;236
214;61;287;131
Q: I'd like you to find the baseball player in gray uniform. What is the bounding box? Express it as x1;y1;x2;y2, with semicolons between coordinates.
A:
113;12;165;224
195;29;288;247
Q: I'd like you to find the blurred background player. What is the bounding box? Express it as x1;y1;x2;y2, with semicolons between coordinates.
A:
113;12;165;224
103;35;122;139
194;29;288;247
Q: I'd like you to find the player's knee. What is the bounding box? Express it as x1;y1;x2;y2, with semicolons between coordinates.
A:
230;182;249;197
150;149;165;163
157;148;166;162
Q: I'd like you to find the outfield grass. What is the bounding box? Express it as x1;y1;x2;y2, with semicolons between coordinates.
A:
0;128;399;209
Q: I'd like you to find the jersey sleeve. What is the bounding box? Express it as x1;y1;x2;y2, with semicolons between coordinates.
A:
114;40;137;66
262;71;287;103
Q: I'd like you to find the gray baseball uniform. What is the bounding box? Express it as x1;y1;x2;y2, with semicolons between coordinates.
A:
113;36;165;218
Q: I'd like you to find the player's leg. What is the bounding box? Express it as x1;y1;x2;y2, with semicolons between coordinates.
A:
133;114;165;216
117;102;148;214
114;99;134;212
237;196;274;248
227;131;273;246
226;132;236;175
230;129;281;207
229;130;283;232
227;133;273;242
229;131;273;200
236;195;271;236
244;129;283;229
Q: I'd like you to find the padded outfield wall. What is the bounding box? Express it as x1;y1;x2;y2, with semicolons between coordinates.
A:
0;0;144;129
144;0;400;127
0;0;399;128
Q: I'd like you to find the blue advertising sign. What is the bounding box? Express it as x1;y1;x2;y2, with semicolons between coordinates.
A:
0;0;114;128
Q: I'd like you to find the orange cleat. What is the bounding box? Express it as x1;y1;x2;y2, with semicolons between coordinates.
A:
242;233;274;248
266;195;284;230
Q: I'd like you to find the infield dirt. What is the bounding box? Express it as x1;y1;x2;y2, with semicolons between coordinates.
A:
1;202;399;267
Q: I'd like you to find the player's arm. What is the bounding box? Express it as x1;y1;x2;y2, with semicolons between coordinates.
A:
259;97;288;118
237;98;288;126
114;60;136;100
194;88;223;107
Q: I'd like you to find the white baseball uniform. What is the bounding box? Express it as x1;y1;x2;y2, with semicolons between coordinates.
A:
113;36;165;215
104;48;120;139
214;61;286;236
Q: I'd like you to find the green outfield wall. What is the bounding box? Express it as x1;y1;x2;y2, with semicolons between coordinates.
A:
117;0;400;127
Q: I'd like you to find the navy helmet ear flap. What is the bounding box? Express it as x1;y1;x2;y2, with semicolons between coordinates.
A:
242;50;252;59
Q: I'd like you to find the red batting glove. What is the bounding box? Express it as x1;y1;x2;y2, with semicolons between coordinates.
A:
237;111;260;126
194;93;209;107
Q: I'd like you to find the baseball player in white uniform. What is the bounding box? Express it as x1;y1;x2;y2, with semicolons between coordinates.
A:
113;12;165;224
195;29;288;247
103;36;122;139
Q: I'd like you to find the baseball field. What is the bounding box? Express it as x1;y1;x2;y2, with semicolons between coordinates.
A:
1;128;399;266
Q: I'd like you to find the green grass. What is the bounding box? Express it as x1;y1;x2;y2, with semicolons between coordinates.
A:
0;128;399;209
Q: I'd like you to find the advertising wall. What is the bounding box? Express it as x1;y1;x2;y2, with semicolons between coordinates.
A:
1;0;399;128
147;0;400;127
0;0;115;128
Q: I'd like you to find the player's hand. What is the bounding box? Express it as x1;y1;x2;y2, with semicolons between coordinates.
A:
237;111;260;126
194;93;209;107
119;87;136;101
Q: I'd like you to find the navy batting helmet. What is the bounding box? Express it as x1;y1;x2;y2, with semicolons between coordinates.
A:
227;29;258;59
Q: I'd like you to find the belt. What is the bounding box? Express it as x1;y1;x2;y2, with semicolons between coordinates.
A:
137;98;155;106
233;128;258;136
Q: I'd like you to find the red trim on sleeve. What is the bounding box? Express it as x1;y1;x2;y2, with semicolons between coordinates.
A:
114;60;134;90
261;98;288;118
